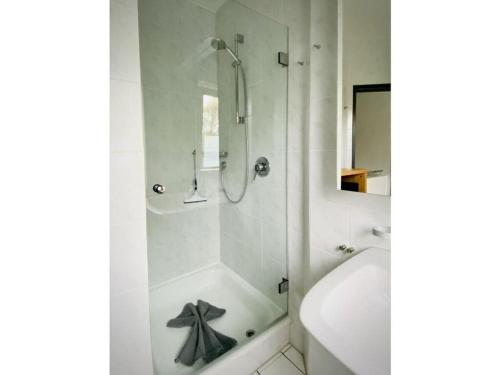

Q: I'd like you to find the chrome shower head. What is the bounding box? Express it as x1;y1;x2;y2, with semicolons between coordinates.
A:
211;37;241;65
211;38;226;50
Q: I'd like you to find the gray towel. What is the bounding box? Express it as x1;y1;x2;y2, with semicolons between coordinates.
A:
167;300;237;366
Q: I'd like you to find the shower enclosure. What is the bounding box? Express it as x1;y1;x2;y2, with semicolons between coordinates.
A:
138;1;288;374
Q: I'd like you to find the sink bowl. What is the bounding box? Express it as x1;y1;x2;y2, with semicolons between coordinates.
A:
300;247;390;375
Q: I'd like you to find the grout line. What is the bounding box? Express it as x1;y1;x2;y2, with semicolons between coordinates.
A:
282;350;306;375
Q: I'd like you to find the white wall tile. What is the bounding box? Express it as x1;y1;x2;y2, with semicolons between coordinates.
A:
110;151;147;226
110;287;154;375
258;353;303;375
349;203;391;250
288;304;305;352
310;0;337;45
237;0;286;24
283;346;306;374
110;79;144;152
308;150;337;198
110;0;141;82
310;199;350;254
111;220;149;295
309;96;337;151
112;0;138;9
287;107;308;152
284;0;311;45
110;1;152;373
309;47;337;103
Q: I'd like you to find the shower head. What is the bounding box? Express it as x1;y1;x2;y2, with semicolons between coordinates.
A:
211;38;226;50
211;38;241;65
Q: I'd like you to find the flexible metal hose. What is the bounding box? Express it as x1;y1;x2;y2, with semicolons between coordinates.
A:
219;63;249;204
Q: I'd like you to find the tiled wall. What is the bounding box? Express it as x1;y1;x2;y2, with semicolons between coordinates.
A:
307;0;391;288
110;0;153;374
138;0;221;287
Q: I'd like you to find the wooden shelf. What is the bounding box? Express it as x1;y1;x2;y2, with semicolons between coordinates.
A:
341;168;368;193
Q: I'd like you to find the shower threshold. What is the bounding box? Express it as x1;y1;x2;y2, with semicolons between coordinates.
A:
149;263;286;375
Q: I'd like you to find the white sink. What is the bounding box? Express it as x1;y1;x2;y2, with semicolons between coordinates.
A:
300;247;390;375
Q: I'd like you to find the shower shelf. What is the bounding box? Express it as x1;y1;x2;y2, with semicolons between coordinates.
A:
146;195;216;215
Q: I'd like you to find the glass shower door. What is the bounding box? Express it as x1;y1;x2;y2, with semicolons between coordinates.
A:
216;1;289;313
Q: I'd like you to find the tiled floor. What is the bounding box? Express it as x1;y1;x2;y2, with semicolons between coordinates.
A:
253;345;306;375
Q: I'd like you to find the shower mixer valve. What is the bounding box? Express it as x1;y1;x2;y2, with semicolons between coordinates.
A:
253;157;270;181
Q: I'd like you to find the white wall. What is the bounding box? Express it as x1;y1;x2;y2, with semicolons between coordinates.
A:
341;0;391;168
110;0;153;374
307;0;391;289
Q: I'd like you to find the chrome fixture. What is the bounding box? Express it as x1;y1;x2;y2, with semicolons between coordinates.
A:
153;184;166;194
278;278;289;294
213;33;249;204
233;34;245;125
337;244;355;254
246;329;256;338
253;156;270;181
211;38;241;66
372;226;391;239
211;36;244;124
278;51;289;67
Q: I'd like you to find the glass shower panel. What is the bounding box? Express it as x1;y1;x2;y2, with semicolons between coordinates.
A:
216;1;288;312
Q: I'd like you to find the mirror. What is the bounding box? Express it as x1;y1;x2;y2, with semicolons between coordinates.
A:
339;0;391;196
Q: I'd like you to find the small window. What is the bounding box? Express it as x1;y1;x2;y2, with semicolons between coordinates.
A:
202;95;219;169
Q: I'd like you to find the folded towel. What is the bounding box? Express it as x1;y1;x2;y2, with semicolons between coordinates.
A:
167;300;237;366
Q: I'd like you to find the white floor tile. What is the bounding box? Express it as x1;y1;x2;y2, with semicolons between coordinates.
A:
283;346;306;374
258;354;303;375
281;343;292;352
257;353;283;373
